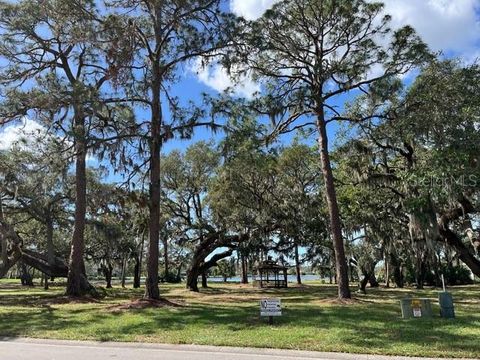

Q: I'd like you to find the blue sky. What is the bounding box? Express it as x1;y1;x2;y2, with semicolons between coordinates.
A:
1;0;480;167
162;0;480;153
165;0;480;160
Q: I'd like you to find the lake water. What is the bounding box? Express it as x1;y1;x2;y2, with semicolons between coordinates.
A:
206;274;325;283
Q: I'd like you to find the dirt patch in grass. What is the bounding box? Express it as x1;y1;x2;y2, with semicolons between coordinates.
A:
315;297;361;305
0;293;101;307
106;298;184;312
38;296;102;305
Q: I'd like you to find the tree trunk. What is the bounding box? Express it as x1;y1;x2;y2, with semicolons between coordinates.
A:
316;113;350;299
21;249;68;278
201;272;208;288
186;248;204;292
144;69;162;300
415;252;425;289
369;273;379;287
163;237;169;279
46;217;55;269
0;234;6;271
133;254;141;289
359;274;369;294
349;263;355;283
103;263;113;289
440;227;480;277
294;243;302;285
44;217;54;290
435;196;480;277
187;247;234;292
20;262;33;286
241;255;248;284
186;267;199;292
121;257;127;288
66;115;94;297
390;252;404;288
415;269;424;289
0;197;7;269
187;240;212;292
0;198;24;278
357;263;377;294
134;232;146;289
176;263;183;282
384;252;390;288
44;273;49;290
432;253;442;288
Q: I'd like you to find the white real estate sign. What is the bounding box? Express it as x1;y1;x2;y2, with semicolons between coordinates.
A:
413;308;422;317
260;298;282;317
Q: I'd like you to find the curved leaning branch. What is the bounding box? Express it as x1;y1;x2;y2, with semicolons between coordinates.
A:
0;213;68;278
437;196;480;278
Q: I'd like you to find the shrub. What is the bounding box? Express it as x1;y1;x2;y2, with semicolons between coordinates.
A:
159;271;182;283
442;264;473;286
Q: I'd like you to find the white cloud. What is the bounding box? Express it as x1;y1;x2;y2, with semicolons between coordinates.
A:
0;117;97;163
230;0;278;20
196;0;480;97
381;0;480;56
230;0;480;56
229;0;480;55
191;59;260;99
0;117;47;151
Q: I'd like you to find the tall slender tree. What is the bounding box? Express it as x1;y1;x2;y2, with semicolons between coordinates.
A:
107;0;237;299
0;0;134;296
238;0;429;298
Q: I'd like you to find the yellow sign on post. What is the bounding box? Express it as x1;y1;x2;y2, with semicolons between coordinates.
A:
400;298;432;318
412;299;422;317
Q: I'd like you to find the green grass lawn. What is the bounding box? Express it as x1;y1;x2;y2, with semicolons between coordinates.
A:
0;280;478;358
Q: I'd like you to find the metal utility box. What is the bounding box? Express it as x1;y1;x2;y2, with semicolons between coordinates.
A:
439;292;455;319
400;298;433;319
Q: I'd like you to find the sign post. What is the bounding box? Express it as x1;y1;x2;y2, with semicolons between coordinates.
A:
260;298;282;325
400;298;433;318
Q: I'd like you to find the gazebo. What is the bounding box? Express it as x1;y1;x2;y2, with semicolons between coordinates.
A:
256;259;288;288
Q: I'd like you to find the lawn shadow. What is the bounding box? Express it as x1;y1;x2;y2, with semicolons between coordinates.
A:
0;281;478;357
